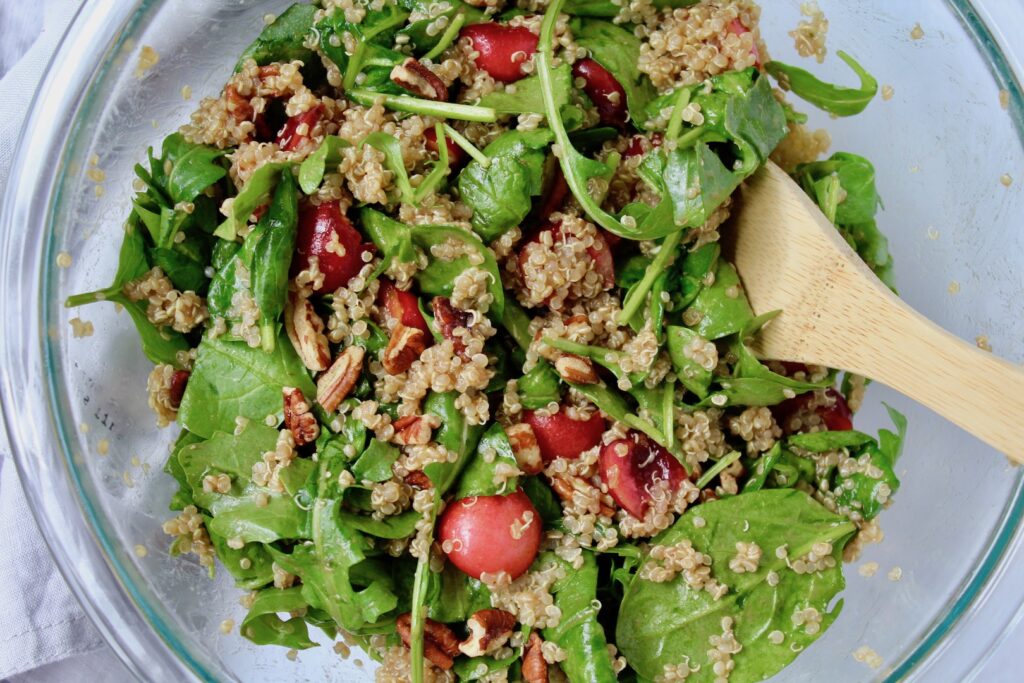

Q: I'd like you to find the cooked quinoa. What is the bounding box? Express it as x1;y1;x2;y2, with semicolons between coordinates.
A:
67;0;903;680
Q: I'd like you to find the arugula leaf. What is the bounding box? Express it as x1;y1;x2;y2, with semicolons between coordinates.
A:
787;430;876;452
298;135;352;194
458;129;554;242
575;20;656;126
397;0;485;54
177;333;315;439
348;89;497;122
684;259;753;340
252;168;299;351
617;489;856;682
338;509;420;539
518;361;562;410
666;326;714;399
478;64;572;115
351;439;400;483
236;3;318;70
317;2;410;89
426;566;493;623
240;586;319;649
453;423;519;498
765;51;878;117
206;526;275;589
215;162;288;241
422;391;486;494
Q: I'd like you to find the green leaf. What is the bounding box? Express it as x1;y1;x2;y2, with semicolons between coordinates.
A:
252;168;300;351
765;51;878;117
426;566;493;623
348;89;497;122
236;3;318;70
207;492;310;544
787;430;876;452
240;587;318;649
422;392;486;494
317;2;410;88
663;142;742;228
453;423;519;498
396;0;486;54
351;439;400;483
666;326;713;399
215;162;288;240
338;509;420;539
724;73;789;164
164;429;203;510
575;20;656;126
298;135;351;194
518;361;562;410
178;333;316;439
164;135;227;204
207;526;275;590
478;64;571;115
742;441;783;493
521;475;562;526
411;225;505;318
684;260;753;340
617;490;856;682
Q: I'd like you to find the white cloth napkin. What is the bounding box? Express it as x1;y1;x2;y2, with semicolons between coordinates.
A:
0;0;114;678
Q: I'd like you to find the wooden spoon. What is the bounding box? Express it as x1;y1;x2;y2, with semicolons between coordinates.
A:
728;160;1024;462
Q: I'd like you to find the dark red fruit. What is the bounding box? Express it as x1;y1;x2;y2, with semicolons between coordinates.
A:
292;201;370;292
775;387;854;433
424;127;467;168
378;279;429;333
518;222;616;291
438;489;542;580
599;432;687;519
276;105;323;152
168;370;190;409
460;24;539;83
523;407;605;462
572;58;628;128
535;168;570;224
623;132;663;158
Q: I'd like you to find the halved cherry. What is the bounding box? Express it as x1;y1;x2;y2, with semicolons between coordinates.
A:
424;127;467;169
523;406;605;462
624;132;663;159
168;370;190;409
378;279;429;333
599;432;687;519
276;105;323;152
518;222;616;291
727;18;761;67
460;24;539;83
291;201;371;293
572;58;628;129
438;489;542;580
774;387;854;433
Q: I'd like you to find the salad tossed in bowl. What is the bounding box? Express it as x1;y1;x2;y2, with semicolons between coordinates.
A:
68;0;904;680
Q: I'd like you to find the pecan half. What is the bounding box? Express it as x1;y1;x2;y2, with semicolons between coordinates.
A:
392;415;439;446
285;291;331;372
316;346;364;413
432;296;472;356
459;609;517;658
550;474;616;518
168;370;190;409
283;387;320;446
382;323;427;375
396;613;460;670
554;354;599;384
522;632;548;683
390;58;448;101
506;423;543;475
405;470;433;489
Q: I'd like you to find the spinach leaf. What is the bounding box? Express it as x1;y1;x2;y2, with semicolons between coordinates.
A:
215;162;288;240
338;509;420;539
575;20;655;125
453;423;519;498
426;566;493;623
521;476;563;526
236;3;318;70
317;2;410;89
500;298;533;351
742;441;783;493
411;225;505;318
298;135;351;194
422;391;486;494
206;526;275;590
252;168;299;351
724;72;790;169
678;242;719;309
397;0;486;54
684;259;753;340
177;333;315;439
478;64;572;115
787;430;876;452
164;429;203;510
542;553;617;683
518;361;562;410
666;326;714;399
617;489;856;682
563;0;697;16
351;439;400;483
765;51;878;117
458;129;553;242
240;586;318;649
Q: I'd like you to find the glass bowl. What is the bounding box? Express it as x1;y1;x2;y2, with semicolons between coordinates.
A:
2;0;1023;680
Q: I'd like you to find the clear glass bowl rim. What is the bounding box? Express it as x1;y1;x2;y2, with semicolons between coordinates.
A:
2;1;1023;681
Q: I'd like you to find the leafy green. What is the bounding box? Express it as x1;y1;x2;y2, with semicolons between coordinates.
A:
684;260;753;340
422;391;486;493
742;441;783;493
252;168;299;351
479;64;572;115
351;439;401;483
240;586;318;649
177;333;315;439
348;89;497;122
518;361;562;410
215;162;288;240
765;51;878;117
298;135;351;194
563;0;697;16
617;490;856;682
164;430;203;510
425;566;493;623
236;3;318;70
666;326;714;399
453;423;519;498
338;509;420;539
458;129;554;242
397;0;485;54
575;20;655;126
207;527;275;589
317;2;410;89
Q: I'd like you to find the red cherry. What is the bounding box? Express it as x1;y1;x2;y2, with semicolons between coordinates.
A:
572;58;628;128
535;169;570;224
292;201;370;292
378;279;429;333
599;432;687;519
168;370;190;409
518;223;615;292
438;489;542;580
774;387;854;433
460;24;539;83
424;127;467;169
523;406;605;462
276;105;323;152
623;133;663;158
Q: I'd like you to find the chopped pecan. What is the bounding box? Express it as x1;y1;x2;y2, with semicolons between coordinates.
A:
224;84;253;123
522;632;548;683
396;613;460;670
405;470;433;489
390;58;448;101
168;370;190;409
554;354;599;384
285;291;331;372
459;609;517;658
316;346;364;413
283;387;320;446
392;415;439;446
506;423;543;475
382;323;427;375
432;296;472;355
550;474;616;518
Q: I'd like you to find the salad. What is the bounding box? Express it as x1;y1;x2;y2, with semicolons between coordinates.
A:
68;0;905;681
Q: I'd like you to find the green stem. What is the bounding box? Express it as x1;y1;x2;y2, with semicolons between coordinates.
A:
442;123;489;167
409;487;442;683
423;12;466;61
342;43;368;91
618;229;683;326
348;90;497;122
674;125;705;150
662;377;675;450
259;320;276;353
696;450;742;489
65;286;122;308
664;87;692;142
413;123;451;204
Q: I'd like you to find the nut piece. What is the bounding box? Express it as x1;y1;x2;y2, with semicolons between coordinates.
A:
550;475;616;518
392;415;440;446
554;354;599;384
506;423;543;475
396;613;460;670
285;291;331;372
405;470;433;489
459;609;517;658
390;58;448;101
522;632;548;683
316;346;365;413
283;387;320;446
382;323;427;375
432;296;472;356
